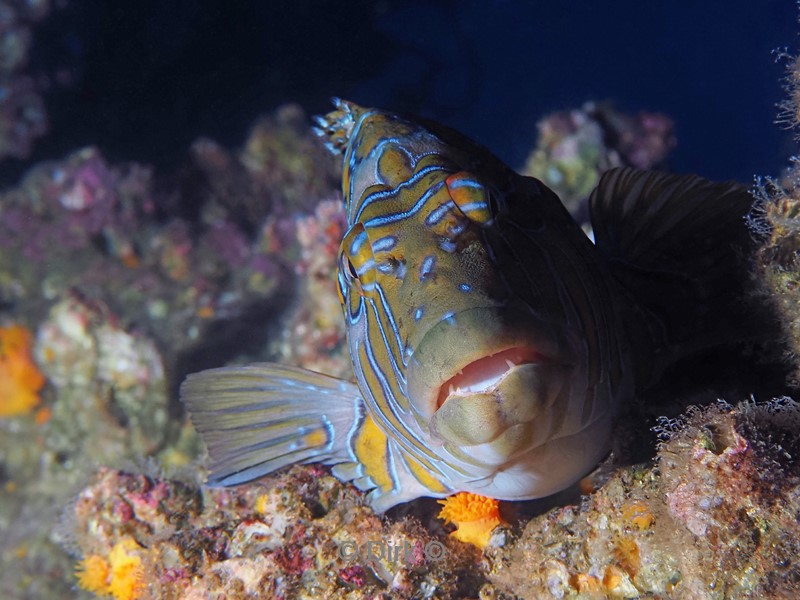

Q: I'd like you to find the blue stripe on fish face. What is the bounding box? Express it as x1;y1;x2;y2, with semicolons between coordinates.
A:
424;200;455;227
352;164;447;223
362;180;447;228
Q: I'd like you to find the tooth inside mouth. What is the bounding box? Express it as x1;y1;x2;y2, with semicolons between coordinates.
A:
435;346;542;409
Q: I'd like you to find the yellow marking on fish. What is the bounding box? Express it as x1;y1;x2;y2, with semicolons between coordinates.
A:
353;413;393;493
302;428;328;448
405;455;449;494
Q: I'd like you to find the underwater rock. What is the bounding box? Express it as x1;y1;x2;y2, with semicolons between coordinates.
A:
751;52;800;386
70;466;485;599
0;0;51;160
0;145;294;373
0;108;344;599
67;399;800;599
520;103;675;213
267;197;352;378
240;103;340;214
751;186;800;386
487;399;800;599
0;295;170;599
173;103;340;230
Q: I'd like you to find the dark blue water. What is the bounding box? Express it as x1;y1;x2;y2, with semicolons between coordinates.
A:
18;0;799;184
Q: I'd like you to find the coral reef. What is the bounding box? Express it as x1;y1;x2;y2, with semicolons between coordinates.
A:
520;103;675;213
751;52;800;385
0;107;344;599
486;399;800;599
70;466;484;599
0;296;170;598
267;197;351;378
66;399;800;599
0;27;795;600
0;145;292;364
0;0;53;160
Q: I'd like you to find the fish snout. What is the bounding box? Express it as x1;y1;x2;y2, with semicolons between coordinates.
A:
430;361;569;457
406;307;569;445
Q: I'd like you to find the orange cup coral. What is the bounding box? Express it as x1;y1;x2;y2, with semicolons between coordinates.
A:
0;324;45;417
75;538;145;600
437;492;506;548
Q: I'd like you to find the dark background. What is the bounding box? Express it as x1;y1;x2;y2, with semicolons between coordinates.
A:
13;0;799;186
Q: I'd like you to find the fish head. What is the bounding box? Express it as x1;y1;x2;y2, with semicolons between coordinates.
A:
318;100;622;498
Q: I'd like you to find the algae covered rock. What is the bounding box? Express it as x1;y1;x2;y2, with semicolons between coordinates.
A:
486;399;800;599
70;466;485;599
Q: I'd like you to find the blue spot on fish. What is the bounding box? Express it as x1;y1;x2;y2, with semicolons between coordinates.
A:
372;235;398;252
414;307;424;321
458;283;471;292
420;255;436;281
438;239;457;253
425;200;454;227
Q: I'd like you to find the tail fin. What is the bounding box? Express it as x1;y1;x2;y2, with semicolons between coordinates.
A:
589;168;773;383
181;363;364;486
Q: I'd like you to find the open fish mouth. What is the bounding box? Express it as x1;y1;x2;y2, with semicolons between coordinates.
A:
406;306;566;420
435;346;545;409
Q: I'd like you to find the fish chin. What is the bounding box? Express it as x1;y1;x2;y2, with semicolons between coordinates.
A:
461;413;614;500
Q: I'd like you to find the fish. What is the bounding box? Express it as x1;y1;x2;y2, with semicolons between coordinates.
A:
181;99;762;512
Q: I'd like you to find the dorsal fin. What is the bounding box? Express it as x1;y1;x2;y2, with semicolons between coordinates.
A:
589;167;770;383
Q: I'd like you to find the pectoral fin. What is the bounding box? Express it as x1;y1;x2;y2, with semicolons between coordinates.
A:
181;363;365;486
181;362;450;511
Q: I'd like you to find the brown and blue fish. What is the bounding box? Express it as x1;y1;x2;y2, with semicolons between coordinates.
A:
182;99;761;511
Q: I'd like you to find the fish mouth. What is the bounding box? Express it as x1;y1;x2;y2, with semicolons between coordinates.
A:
435;346;544;409
406;306;565;420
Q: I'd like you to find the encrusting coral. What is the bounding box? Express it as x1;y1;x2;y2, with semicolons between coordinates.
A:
0;324;45;417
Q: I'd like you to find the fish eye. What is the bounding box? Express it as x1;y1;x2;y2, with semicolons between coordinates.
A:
339;223;378;297
340;253;359;284
347;258;359;280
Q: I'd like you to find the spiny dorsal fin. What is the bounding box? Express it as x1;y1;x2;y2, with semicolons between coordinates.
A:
589;167;765;378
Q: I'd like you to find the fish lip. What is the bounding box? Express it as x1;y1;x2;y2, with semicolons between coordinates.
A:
406;306;564;420
434;345;548;410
